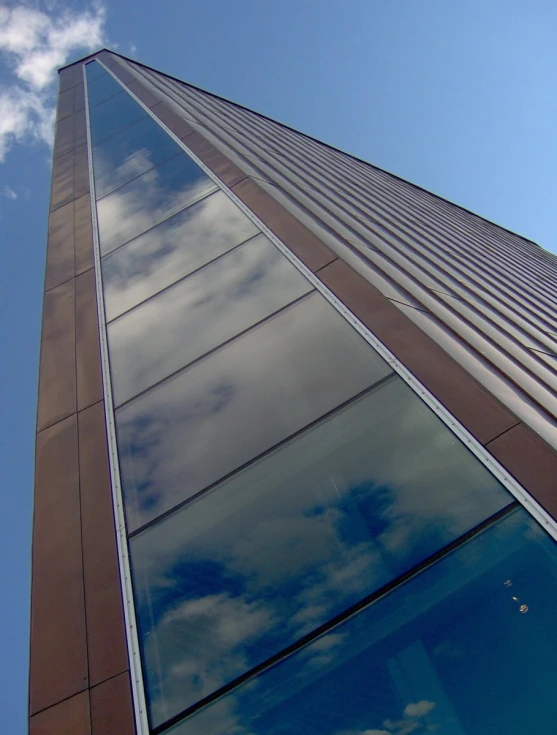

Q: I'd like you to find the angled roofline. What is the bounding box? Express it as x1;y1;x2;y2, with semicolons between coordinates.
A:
60;48;545;251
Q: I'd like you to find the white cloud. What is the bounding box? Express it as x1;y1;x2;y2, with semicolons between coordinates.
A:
403;701;436;719
0;3;106;161
3;184;17;199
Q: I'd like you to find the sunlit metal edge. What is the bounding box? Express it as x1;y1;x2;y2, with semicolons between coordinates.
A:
97;56;557;545
82;61;150;735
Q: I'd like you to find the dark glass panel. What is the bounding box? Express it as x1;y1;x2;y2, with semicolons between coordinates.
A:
86;71;123;108
96;153;217;255
84;60;106;81
92;115;181;199
102;189;259;321
132;377;511;724
108;234;313;405
169;509;557;735
88;90;146;146
117;293;391;530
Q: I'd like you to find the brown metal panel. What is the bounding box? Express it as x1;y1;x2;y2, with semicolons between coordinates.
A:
96;50;119;68
232;177;337;272
45;202;74;291
30;691;90;735
76;270;103;411
127;79;160;108
30;416;88;714
150;101;195;138
59;65;77;93
53;115;74;159
74;144;90;200
487;424;557;521
90;672;135;735
74;109;87;149
318;258;519;445
50;151;74;211
74;82;85;113
74;194;94;275
57;88;74;121
109;63;135;86
79;402;129;686
186;131;247;188
37;279;76;431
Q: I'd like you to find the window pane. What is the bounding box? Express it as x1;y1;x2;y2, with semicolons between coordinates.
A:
88;89;146;145
108;234;314;405
117;293;392;530
132;377;511;725
96;152;217;255
92;115;182;198
102;189;259;321
86;70;123;107
169;508;557;735
84;60;106;81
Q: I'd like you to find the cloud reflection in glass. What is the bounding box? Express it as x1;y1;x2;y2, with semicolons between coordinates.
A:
131;377;512;726
96;152;217;255
168;509;557;735
101;190;259;321
117;293;392;530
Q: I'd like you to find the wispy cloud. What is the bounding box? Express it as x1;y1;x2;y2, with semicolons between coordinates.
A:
3;184;17;199
0;3;106;162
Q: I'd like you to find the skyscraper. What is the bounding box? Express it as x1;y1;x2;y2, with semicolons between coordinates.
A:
30;48;557;735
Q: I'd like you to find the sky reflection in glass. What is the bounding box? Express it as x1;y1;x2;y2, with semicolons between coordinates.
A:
88;88;147;146
169;508;557;735
117;293;391;530
86;70;125;108
132;377;511;725
101;189;259;321
108;233;313;405
84;60;106;81
96;152;217;255
92;115;181;199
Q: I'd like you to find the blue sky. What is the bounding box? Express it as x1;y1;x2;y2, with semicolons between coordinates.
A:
1;1;556;732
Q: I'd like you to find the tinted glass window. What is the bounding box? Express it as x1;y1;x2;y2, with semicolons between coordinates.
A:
97;152;217;255
84;60;106;81
92;115;182;199
108;234;313;405
169;509;557;735
102;189;259;321
88;90;146;145
132;377;511;724
117;293;392;530
86;70;123;108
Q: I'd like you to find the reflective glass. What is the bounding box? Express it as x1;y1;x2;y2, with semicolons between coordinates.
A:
84;60;106;81
88;90;146;145
108;234;313;405
92;115;181;199
170;509;557;735
117;293;392;530
132;377;511;725
102;190;259;321
86;70;124;108
97;152;217;255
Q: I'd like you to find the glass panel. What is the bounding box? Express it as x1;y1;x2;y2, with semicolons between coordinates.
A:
117;293;392;530
132;377;512;725
169;508;557;735
92;115;181;199
97;152;217;255
102;190;259;321
86;70;123;107
108;234;313;405
84;60;106;81
88;89;146;145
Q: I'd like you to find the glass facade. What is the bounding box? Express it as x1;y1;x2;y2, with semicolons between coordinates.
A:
85;60;557;735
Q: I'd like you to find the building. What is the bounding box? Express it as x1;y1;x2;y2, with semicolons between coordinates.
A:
30;48;557;735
